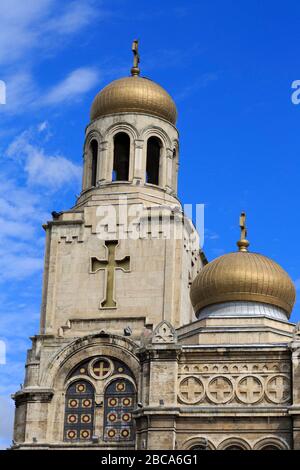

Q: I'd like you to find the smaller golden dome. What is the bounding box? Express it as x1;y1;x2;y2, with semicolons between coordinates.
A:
90;76;177;124
190;214;296;317
190;252;296;317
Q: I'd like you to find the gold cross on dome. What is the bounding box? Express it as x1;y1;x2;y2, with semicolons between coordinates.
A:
239;212;247;240
237;211;250;252
90;240;130;308
131;39;140;76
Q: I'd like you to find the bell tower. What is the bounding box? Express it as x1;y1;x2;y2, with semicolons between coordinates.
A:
39;40;203;340
13;42;204;448
12;41;299;453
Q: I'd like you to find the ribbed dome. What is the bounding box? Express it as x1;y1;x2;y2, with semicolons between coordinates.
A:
90;76;177;124
190;251;296;318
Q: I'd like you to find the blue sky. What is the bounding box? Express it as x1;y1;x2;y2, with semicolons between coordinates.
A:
1;0;300;448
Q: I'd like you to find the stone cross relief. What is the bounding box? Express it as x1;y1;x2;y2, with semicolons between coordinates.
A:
90;240;130;308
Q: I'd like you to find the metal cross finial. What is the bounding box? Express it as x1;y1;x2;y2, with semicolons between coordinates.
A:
237;211;250;252
131;39;140;76
239;212;247;240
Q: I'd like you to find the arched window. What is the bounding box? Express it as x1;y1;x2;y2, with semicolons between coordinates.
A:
113;132;130;181
90;139;98;187
146;136;161;185
64;380;95;442
104;378;136;442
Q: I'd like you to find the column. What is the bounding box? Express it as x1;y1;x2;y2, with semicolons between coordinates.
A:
133;139;144;183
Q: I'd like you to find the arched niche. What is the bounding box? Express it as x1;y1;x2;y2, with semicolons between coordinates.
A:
253;437;289;450
181;436;216;450
83;131;102;190
146;136;162;186
90;139;98;186
113;132;130;181
218;437;251;450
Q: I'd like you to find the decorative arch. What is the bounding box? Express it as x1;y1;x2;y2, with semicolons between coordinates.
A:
146;136;162;185
90;139;98;186
85;129;103;145
41;334;140;389
253;436;289;450
181;436;216;450
113;132;130;181
105;122;139;141
83;130;102;189
52;340;139;445
104;123;138;183
140;125;172;149
218;437;251;450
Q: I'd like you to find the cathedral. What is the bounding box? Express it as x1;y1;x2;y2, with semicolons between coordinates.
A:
12;41;300;451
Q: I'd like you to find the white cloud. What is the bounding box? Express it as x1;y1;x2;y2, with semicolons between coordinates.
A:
0;304;39;338
45;0;98;36
1;66;99;115
0;176;45;282
0;176;48;223
6;128;82;189
0;123;81;282
0;218;35;240
37;121;49;132
0;0;101;66
0;396;15;448
0;1;101;115
43;67;99;105
26;150;81;188
1;71;38;115
175;73;218;101
0;254;43;282
205;228;220;241
0;1;103;116
0;0;53;65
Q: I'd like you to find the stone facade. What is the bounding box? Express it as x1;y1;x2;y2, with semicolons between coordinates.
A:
12;67;300;450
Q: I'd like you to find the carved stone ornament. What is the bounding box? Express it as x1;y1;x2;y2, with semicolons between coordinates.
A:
152;320;177;344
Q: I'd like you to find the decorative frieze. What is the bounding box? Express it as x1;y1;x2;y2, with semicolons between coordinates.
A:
177;362;291;405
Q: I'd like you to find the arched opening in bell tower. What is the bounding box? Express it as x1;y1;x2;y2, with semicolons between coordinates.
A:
146;136;161;185
90;139;98;187
113;132;130;181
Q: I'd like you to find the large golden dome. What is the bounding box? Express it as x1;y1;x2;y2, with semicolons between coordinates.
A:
90;75;177;124
190;214;296;317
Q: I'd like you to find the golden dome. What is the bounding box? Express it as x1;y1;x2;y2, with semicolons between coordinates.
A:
190;251;295;317
191;213;296;317
90;75;177;124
